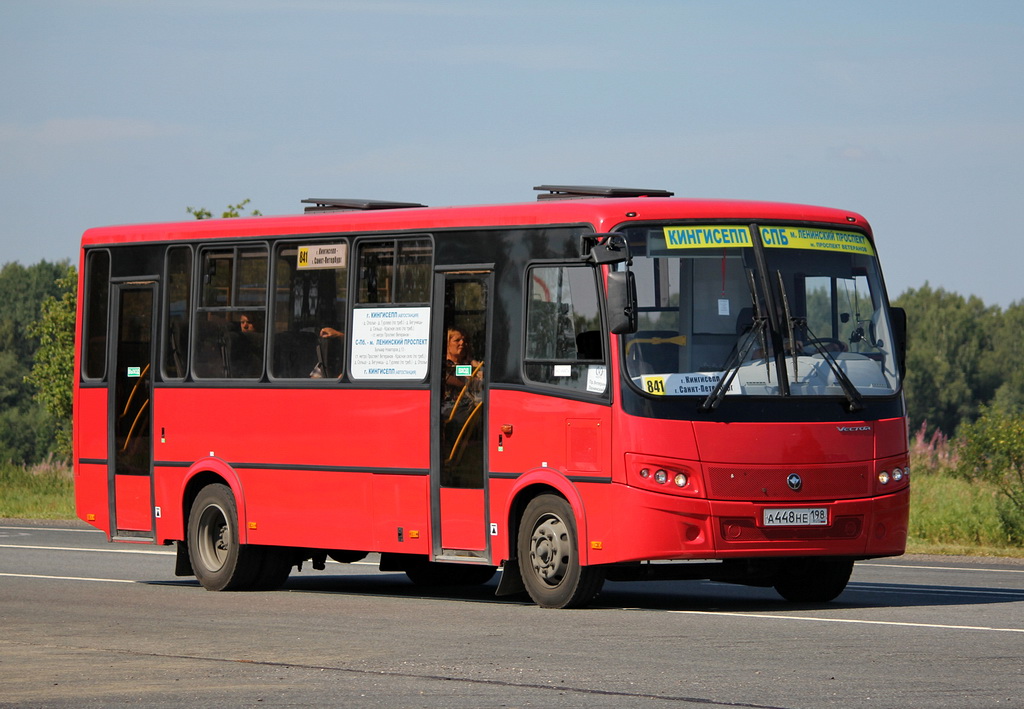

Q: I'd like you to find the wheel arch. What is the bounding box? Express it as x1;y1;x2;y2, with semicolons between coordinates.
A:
502;468;591;567
180;458;248;544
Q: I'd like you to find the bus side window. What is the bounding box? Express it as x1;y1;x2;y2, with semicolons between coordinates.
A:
356;238;431;305
270;241;349;379
82;250;110;380
162;246;192;380
193;245;268;379
523;265;606;394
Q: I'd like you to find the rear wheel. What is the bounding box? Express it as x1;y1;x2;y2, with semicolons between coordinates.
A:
517;494;604;608
773;557;854;603
188;483;269;591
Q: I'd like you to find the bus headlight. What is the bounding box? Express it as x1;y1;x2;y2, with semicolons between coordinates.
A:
626;454;704;498
878;470;890;485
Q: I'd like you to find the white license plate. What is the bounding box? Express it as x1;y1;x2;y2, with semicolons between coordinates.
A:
763;507;828;527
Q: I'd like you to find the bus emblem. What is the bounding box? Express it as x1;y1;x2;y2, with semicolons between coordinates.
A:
787;473;803;491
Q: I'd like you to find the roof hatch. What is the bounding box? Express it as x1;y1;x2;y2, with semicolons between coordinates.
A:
301;198;427;213
533;185;675;200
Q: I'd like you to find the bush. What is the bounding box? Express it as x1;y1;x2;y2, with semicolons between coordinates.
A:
908;417;1023;551
957;407;1024;522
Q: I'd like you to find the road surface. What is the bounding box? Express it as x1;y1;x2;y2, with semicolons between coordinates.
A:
2;520;1022;708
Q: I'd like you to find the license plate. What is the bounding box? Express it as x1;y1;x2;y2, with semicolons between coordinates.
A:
763;507;828;527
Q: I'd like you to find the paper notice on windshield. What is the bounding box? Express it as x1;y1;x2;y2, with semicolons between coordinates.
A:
641;372;739;397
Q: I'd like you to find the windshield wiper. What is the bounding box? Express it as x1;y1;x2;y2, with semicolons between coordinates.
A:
799;322;864;412
775;270;863;412
700;269;767;412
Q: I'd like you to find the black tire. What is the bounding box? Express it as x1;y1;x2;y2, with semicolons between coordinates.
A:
250;546;294;591
404;560;496;587
187;483;264;591
773;557;854;603
517;494;604;608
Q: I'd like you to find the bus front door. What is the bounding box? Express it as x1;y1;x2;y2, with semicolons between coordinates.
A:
433;271;492;558
108;282;157;540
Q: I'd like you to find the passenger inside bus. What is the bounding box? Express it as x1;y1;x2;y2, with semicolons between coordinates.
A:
310;326;344;378
443;327;482;400
441;326;482;444
222;312;263;378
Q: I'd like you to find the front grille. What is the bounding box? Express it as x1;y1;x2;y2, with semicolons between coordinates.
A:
706;463;871;501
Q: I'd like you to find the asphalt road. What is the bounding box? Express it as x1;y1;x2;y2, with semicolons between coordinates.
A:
2;520;1022;708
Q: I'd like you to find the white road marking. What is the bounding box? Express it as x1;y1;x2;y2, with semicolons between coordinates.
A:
0;543;174;555
664;608;1024;634
860;562;1024;574
0;525;101;534
0;572;135;584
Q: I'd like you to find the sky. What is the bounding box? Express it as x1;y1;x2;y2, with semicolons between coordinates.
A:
2;0;1023;308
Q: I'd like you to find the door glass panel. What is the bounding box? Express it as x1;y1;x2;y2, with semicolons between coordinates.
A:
440;277;487;489
114;288;153;477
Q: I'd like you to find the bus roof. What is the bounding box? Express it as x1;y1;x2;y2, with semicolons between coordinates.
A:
80;189;871;249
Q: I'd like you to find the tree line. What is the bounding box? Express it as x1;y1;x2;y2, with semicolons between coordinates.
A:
0;260;74;463
894;284;1024;436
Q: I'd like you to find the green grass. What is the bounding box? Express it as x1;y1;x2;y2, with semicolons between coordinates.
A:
0;459;76;520
907;471;1024;557
904;421;1024;557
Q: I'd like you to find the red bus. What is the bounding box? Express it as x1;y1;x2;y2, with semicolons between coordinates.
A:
73;185;909;608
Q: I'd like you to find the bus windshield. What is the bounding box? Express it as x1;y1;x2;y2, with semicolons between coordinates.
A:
620;223;901;401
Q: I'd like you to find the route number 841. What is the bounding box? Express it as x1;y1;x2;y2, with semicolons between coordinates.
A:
644;377;666;395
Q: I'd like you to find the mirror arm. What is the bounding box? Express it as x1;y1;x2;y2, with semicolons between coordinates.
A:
581;233;631;266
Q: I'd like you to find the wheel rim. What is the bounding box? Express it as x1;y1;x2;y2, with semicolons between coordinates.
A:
529;512;570;587
196;503;230;572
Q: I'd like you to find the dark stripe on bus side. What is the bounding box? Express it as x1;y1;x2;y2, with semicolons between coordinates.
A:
152;460;429;476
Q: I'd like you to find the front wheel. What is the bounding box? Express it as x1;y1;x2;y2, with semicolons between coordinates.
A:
188;483;290;591
517;494;604;608
773;557;854;603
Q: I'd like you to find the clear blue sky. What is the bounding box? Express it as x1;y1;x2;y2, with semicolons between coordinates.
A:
3;1;1022;307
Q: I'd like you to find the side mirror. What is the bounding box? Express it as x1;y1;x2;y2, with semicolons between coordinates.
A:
607;271;638;335
582;233;631;266
890;306;907;378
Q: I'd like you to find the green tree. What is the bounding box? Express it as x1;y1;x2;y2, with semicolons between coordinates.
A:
893;284;1001;436
25;266;78;460
187;199;262;220
0;260;67;368
0;260;68;463
987;300;1024;414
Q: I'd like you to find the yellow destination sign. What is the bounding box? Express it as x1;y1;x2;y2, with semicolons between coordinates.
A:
662;226;874;256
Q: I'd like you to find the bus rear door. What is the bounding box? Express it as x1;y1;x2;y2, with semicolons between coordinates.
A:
432;270;492;559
